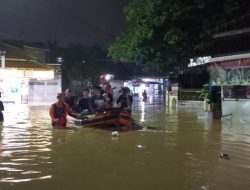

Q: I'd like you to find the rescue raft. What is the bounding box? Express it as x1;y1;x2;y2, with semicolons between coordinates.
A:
72;108;139;130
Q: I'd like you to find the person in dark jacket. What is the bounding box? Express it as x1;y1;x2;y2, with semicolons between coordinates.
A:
89;87;107;113
142;90;148;102
63;89;77;111
116;87;133;110
76;88;91;114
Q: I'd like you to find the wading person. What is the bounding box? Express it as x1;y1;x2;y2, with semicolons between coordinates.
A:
49;93;79;128
142;90;147;102
0;92;4;122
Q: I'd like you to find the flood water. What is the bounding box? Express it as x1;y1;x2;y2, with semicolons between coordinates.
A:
0;101;250;190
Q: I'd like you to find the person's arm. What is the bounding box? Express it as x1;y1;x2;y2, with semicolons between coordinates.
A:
65;104;78;118
72;96;78;111
89;97;96;113
116;95;122;104
129;95;133;104
0;101;4;111
49;105;56;121
87;98;92;113
103;96;108;108
126;94;132;108
75;98;82;113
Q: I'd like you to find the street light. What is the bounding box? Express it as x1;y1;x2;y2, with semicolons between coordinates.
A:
57;57;64;91
57;57;64;63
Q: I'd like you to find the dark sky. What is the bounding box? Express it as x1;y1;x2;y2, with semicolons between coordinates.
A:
0;0;129;47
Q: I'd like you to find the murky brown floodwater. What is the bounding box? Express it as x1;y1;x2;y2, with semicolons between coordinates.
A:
0;101;250;190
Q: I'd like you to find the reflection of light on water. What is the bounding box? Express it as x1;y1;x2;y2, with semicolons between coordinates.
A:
0;104;52;183
149;96;153;104
140;101;145;122
0;175;52;183
136;144;146;148
0;167;23;172
21;171;41;174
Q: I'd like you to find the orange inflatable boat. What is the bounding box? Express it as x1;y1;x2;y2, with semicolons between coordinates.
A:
73;108;139;130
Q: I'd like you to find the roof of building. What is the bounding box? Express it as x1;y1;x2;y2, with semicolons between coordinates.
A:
5;60;53;71
206;14;250;56
188;53;250;68
0;41;54;71
209;53;250;63
0;41;32;60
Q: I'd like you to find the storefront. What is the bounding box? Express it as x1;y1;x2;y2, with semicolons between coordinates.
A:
0;68;54;104
123;77;167;103
1;41;60;104
188;53;250;121
208;53;250;121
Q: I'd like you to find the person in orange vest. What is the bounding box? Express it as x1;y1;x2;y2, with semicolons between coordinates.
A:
49;93;79;128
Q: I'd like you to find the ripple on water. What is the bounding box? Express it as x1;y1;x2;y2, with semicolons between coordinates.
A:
1;104;250;189
0;105;53;183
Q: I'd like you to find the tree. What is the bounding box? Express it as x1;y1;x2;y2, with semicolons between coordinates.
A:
108;0;249;73
48;43;108;87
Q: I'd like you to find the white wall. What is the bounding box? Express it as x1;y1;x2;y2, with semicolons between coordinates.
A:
28;79;61;104
222;99;250;123
110;80;124;101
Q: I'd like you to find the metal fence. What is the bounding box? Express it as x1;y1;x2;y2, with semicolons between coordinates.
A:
178;89;202;101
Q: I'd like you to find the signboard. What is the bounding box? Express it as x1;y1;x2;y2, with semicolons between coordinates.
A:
209;58;250;85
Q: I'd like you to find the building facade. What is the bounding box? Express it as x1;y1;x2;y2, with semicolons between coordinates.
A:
0;41;61;104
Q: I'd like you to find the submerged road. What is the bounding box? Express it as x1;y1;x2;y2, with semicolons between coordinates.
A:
0;101;250;190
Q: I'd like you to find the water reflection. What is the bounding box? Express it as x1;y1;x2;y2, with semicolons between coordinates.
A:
0;103;250;190
0;105;52;183
140;101;145;123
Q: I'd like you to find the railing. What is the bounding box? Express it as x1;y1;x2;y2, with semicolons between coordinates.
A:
178;89;202;101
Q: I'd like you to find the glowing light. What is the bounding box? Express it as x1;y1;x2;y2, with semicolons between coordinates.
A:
104;74;114;81
57;57;63;63
140;83;146;89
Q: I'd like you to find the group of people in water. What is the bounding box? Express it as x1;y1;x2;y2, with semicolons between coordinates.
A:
49;75;133;128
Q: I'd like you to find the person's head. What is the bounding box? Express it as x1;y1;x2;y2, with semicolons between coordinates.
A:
82;88;90;97
57;92;64;102
99;75;106;84
121;87;130;95
65;89;72;97
92;86;102;96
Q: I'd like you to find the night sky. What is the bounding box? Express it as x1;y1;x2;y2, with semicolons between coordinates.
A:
0;0;129;47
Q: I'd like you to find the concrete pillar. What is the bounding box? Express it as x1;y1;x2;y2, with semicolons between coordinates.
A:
0;51;6;68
